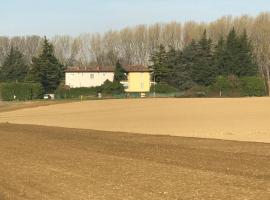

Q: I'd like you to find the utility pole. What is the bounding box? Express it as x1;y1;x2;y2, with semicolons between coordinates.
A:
154;74;156;98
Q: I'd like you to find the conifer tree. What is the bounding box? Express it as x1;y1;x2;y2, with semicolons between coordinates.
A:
113;61;127;82
214;36;226;75
237;30;258;76
150;45;170;83
165;46;179;86
196;30;216;85
185;32;216;86
173;49;194;90
0;47;28;82
181;40;199;84
29;37;65;93
223;28;241;76
221;28;258;77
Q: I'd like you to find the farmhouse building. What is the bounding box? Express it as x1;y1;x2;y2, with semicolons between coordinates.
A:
65;65;151;93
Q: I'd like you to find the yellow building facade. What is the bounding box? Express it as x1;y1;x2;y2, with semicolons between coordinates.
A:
124;72;151;93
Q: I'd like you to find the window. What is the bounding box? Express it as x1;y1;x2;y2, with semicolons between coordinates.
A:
90;74;94;79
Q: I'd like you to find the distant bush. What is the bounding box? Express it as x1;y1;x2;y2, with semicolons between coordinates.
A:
150;82;178;93
209;75;267;97
55;80;125;99
0;82;44;101
55;86;99;99
240;76;266;96
182;85;209;97
211;76;233;96
100;80;125;95
213;76;232;92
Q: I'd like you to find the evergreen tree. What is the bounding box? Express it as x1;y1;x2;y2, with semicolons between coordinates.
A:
223;28;239;76
147;29;258;92
218;28;258;77
29;37;65;93
237;30;258;76
195;30;216;85
165;46;179;86
184;32;216;86
113;61;127;82
0;47;28;82
173;49;194;90
214;36;226;75
150;45;170;83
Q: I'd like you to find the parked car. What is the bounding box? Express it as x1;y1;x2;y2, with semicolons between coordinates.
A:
44;94;55;100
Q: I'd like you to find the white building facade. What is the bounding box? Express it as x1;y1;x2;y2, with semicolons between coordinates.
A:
65;67;114;88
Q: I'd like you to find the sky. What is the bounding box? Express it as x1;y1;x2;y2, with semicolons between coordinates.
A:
0;0;270;37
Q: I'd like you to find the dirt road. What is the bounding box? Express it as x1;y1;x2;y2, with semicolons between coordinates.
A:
0;123;269;200
1;98;270;142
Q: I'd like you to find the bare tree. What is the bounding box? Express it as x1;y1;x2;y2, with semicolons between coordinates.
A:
250;13;270;95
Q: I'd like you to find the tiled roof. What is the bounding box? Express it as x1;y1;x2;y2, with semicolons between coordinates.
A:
66;66;114;72
124;65;150;72
65;65;150;73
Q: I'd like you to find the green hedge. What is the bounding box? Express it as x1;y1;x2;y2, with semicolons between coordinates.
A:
100;80;125;95
0;82;44;101
150;83;179;93
55;87;99;99
209;76;266;97
240;76;266;96
55;80;125;99
213;76;232;92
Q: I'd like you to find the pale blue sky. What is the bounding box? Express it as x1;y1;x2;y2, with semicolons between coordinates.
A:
0;0;269;37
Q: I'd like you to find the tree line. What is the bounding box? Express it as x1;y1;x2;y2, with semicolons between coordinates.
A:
0;12;270;95
0;37;128;98
150;29;259;92
0;37;64;93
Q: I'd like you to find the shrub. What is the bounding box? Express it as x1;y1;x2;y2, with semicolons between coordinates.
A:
0;82;44;101
55;80;125;99
150;82;178;93
55;85;99;99
183;85;209;97
214;76;231;91
240;76;266;97
212;76;232;96
100;80;125;95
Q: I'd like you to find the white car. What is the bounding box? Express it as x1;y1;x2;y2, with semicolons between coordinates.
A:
44;94;55;100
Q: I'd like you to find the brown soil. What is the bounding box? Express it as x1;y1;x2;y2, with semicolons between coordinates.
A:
0;123;269;200
1;98;270;143
0;100;75;113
